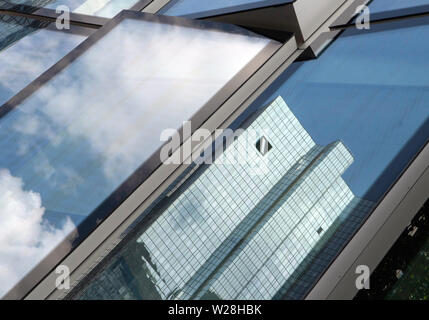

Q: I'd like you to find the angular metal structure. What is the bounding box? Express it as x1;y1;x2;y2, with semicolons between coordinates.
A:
0;0;428;301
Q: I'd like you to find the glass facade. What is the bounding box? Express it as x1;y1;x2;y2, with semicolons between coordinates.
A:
0;22;86;106
160;0;293;17
1;0;142;18
72;97;374;300
252;15;429;203
0;0;428;300
0;9;47;51
348;0;429;23
0;12;278;297
68;3;429;300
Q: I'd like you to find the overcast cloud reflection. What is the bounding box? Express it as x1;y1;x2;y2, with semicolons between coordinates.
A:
0;17;277;296
5;0;141;18
0;169;75;297
0;29;85;107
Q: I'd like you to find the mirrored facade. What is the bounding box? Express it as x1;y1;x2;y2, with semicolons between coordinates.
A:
0;0;428;300
72;97;374;300
369;0;429;13
0;12;279;297
160;0;292;17
69;3;429;300
0;0;142;18
0;22;86;106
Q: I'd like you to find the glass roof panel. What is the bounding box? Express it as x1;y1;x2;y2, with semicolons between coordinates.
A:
0;0;142;18
70;15;429;301
160;0;293;17
0;12;279;297
370;0;429;13
0;21;86;107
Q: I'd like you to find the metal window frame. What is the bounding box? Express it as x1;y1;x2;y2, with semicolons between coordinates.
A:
4;0;427;301
153;0;347;45
32;0;364;301
0;0;154;29
1;9;285;300
302;2;429;299
67;0;429;302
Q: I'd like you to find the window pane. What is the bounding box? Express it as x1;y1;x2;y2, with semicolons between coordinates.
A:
1;0;142;18
0;14;48;51
0;13;278;297
0;21;86;107
247;18;429;299
71;16;429;300
370;0;429;13
160;0;292;17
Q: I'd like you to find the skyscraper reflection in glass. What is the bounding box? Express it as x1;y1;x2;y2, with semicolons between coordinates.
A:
74;96;374;300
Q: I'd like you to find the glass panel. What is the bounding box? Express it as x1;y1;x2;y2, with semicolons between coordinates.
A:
0;14;278;297
0;0;141;18
0;13;49;51
160;0;293;17
0;21;86;106
369;0;429;13
72;17;429;300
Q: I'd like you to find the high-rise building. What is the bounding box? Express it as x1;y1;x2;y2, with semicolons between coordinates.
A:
71;97;374;300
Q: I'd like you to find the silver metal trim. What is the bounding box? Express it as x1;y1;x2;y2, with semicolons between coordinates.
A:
142;0;170;13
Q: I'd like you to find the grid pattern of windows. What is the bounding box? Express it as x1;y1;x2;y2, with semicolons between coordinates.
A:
274;197;375;299
137;96;318;299
0;12;278;298
370;0;429;13
160;0;280;16
0;11;49;51
180;144;326;299
205;145;355;300
73;96;373;300
2;0;426;300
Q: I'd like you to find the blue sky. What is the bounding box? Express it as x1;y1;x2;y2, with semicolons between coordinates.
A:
248;20;429;201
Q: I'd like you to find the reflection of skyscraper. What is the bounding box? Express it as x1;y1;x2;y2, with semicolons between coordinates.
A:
77;240;163;300
0;1;52;51
75;96;374;300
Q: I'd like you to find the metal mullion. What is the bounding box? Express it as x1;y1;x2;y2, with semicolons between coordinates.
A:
129;0;154;12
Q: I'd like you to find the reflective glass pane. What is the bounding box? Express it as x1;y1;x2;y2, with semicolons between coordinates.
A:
0;22;86;106
245;18;429;299
0;13;278;297
160;0;292;17
0;0;141;18
72;17;429;300
370;0;429;13
0;13;48;51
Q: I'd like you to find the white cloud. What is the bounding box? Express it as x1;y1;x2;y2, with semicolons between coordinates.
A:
11;19;274;184
0;169;75;298
0;29;84;104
